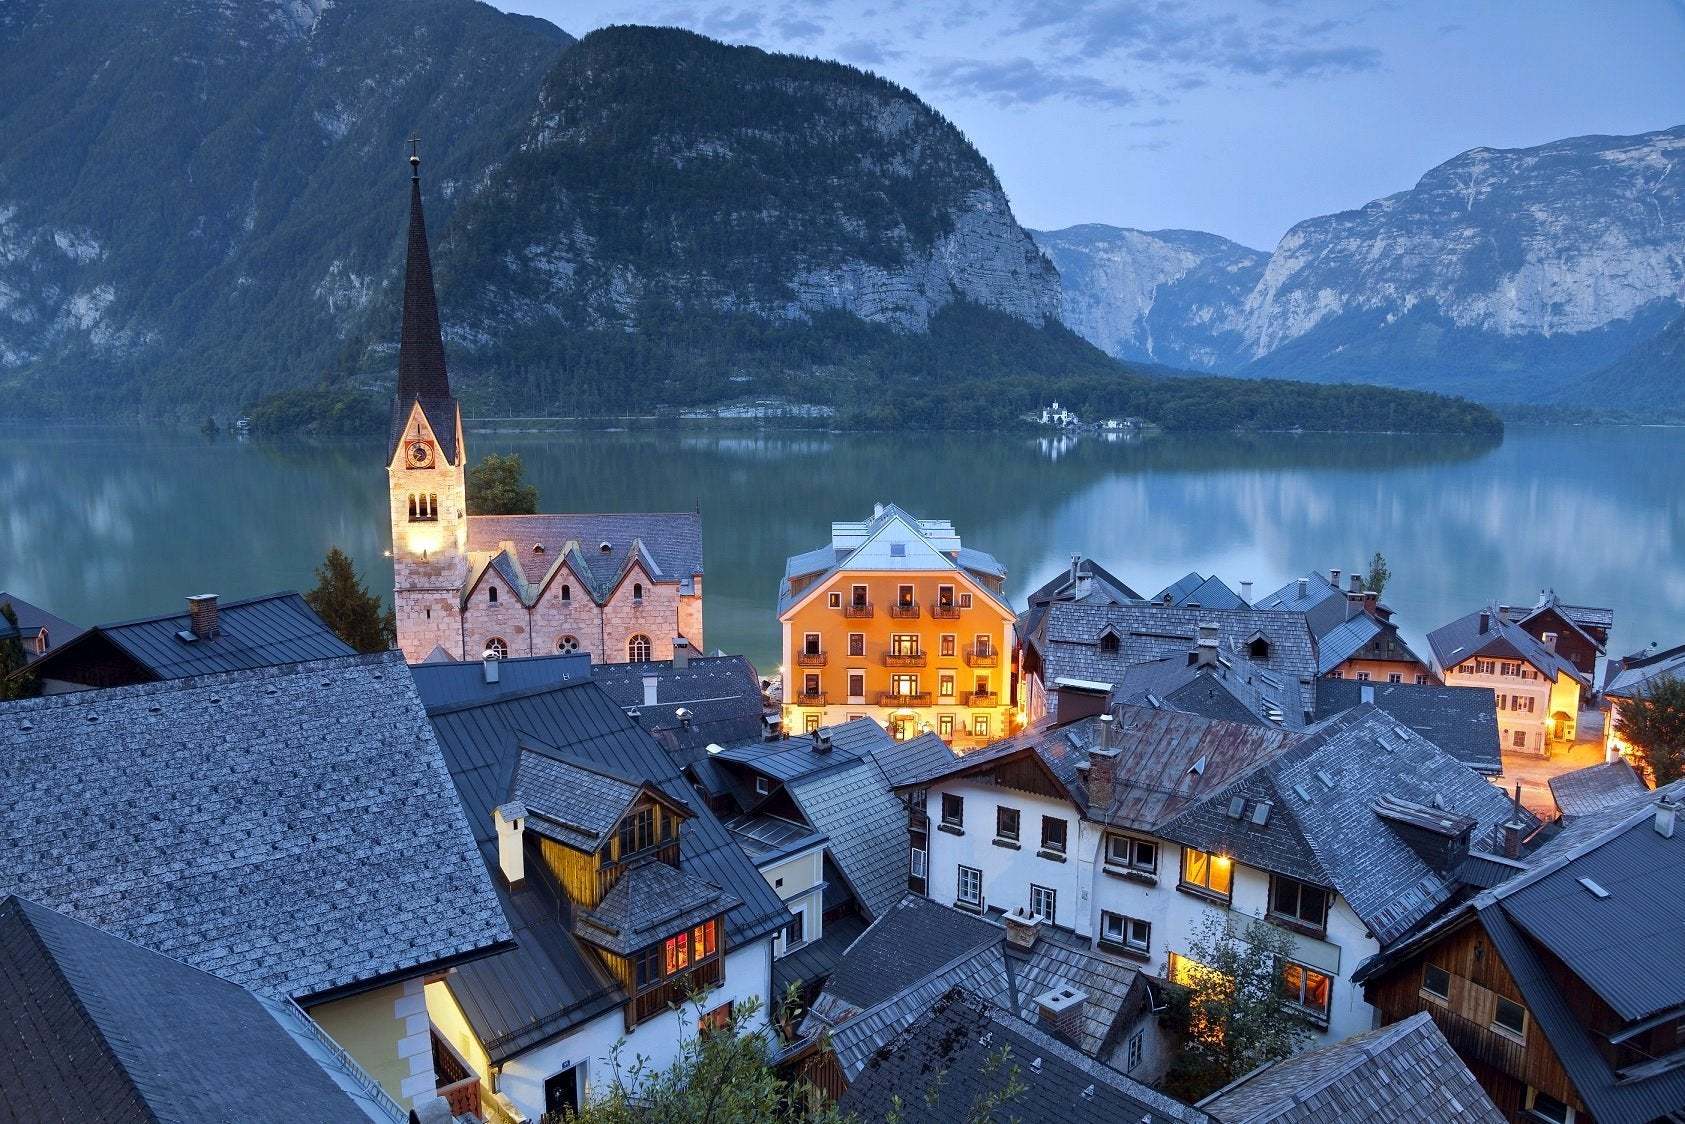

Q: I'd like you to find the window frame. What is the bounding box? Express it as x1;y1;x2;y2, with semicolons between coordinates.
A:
1269;875;1331;935
1281;959;1333;1022
627;634;652;662
973;713;991;738
957;864;983;907
1039;815;1067;855
1104;831;1158;875
941;792;964;829
1029;883;1057;922
1421;963;1451;1004
848;632;865;656
1493;996;1528;1043
938;714;955;739
995;805;1021;843
828;591;842;609
1180;847;1233;900
1100;910;1151;955
940;634;957;657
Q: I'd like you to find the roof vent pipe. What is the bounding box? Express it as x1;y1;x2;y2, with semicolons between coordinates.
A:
482;653;501;684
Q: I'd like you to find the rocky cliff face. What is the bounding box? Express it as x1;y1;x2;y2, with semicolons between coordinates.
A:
1029;225;1263;370
1049;127;1685;404
430;26;1058;356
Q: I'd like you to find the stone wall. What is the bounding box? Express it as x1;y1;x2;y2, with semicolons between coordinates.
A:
602;566;681;662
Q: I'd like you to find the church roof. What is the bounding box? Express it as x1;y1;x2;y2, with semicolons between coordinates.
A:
390;156;458;464
464;512;703;607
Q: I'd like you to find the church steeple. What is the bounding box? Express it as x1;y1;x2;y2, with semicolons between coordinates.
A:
397;142;452;402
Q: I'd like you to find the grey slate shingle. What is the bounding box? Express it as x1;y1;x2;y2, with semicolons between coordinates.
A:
785;756;912;921
1314;679;1502;774
0;652;510;1002
1547;759;1649;818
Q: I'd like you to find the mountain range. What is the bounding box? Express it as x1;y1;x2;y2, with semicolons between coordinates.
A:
1034;126;1685;406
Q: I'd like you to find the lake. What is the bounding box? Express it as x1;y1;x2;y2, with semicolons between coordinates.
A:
4;425;1683;673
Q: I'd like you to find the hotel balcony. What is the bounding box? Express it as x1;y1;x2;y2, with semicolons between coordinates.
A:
843;601;874;619
931;603;962;620
883;651;927;667
964;644;998;667
878;691;932;707
795;691;828;706
796;651;827;668
887;601;921;619
962;690;1000;707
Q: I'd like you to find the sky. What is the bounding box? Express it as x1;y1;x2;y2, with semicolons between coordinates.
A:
492;0;1685;250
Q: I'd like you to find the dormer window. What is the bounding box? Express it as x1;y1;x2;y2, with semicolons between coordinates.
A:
1249;636;1271;661
1099;630;1120;654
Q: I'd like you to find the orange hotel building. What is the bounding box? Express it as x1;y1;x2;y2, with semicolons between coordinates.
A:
778;504;1017;749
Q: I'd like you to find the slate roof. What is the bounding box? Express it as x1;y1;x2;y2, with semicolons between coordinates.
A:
1604;641;1685;699
0;591;81;662
1314;679;1502;775
868;731;958;787
1160;707;1532;946
1110;653;1303;730
1200;1011;1503;1123
785;755;912;921
772;911;866;999
1007;924;1149;1058
423;679;789;1060
1548;760;1650;818
1156;572;1247;609
592;654;767;741
576;858;738;956
777;504;1010;617
465;512;703;606
0;896;406;1124
1500;590;1613;644
713;717;890;784
840;988;1211;1124
409;652;591;709
1025;556;1143;608
1427;606;1585;684
0;653;511;1002
26;591;355;686
509;740;658;852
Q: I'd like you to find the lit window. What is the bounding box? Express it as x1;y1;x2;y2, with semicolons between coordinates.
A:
974;714;991;738
1029;883;1056;921
1270;876;1330;932
1181;847;1232;899
957;865;982;906
1105;833;1157;873
848;633;865;656
804;714;821;734
938;715;954;738
939;672;956;698
828;592;842;608
942;793;964;828
628;634;652;661
699;1002;733;1036
1282;961;1332;1020
890;633;920;656
940;634;957;657
996;806;1020;842
1040;816;1066;854
891;673;919;697
1421;964;1450;1003
1493;997;1527;1042
897;584;913;605
484;637;508;659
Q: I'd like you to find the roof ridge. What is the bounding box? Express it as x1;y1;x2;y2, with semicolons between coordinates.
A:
423;676;596;717
0;650;401;714
91;589;308;630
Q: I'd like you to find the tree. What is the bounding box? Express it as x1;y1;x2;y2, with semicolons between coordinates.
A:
304;547;392;653
1616;676;1685;785
567;994;852;1124
1364;551;1392;598
0;601;37;700
1161;915;1311;1101
467;453;539;516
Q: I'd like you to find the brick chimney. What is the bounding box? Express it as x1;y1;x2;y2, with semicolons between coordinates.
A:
1004;906;1044;951
187;594;219;640
1330;568;1341;587
1034;986;1087;1046
1239;580;1253;606
1084;714;1120;811
494;802;526;887
1297;577;1309;599
672;637;691;669
1349;573;1362;593
1502;784;1526;859
1479;611;1491;635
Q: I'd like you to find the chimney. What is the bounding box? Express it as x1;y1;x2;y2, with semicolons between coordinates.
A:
643;675;659;707
873;502;885;518
1053;680;1110;725
187;594;219;640
1297;577;1308;599
1330;568;1341;587
1239;580;1253;606
811;729;833;754
1360;683;1375;705
1069;553;1081;585
494;802;526;887
482;653;501;684
1502;784;1525;859
1195;622;1220;669
1657;796;1678;839
676;706;693;729
1479;612;1491;635
1349;573;1362;594
672;636;691;669
1363;590;1378;614
1542;632;1558;653
1033;985;1087;1047
1004;906;1044;951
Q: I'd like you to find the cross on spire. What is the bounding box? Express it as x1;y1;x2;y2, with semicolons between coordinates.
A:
407;135;421;178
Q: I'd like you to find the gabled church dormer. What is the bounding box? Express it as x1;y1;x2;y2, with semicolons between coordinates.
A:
388;146;469;662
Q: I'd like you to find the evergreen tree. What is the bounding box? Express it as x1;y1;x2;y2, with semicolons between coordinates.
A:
304;547;391;653
1365;551;1392;597
468;453;539;516
1616;677;1685;785
0;601;37;700
1161;915;1311;1101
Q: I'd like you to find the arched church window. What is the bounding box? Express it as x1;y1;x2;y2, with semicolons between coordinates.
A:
408;494;437;523
628;635;652;662
560;584;571;603
408;495;417;521
633;582;644;603
484;638;508;659
558;636;579;653
488;586;498;604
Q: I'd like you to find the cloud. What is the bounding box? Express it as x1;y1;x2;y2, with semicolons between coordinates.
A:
1129;115;1179;129
774;14;826;41
922;56;1138;107
835;37;905;65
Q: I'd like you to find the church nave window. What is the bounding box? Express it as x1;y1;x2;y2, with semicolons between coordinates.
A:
628;634;652;662
483;638;509;659
560;584;571;603
488;586;498;604
558;635;579;653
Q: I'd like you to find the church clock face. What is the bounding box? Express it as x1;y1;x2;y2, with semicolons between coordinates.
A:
407;440;434;468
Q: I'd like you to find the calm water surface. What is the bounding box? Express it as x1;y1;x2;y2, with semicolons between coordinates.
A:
4;425;1683;672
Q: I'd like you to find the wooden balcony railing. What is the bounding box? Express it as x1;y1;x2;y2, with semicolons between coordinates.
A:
796;651;827;668
795;691;828;706
627;956;725;1031
964;645;998;667
888;602;921;619
843;602;874;619
1417;1003;1527;1080
883;651;927;667
431;1029;482;1120
879;691;932;707
963;691;999;707
931;603;961;619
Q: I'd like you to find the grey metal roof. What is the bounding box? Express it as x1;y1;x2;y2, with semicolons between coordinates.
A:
1200;1011;1503;1123
1604;641;1685;698
0;896;404;1124
1427;606;1585;684
771;912;866;998
423;678;790;1058
576;858;738;957
784;755;911;921
713;718;888;783
1156;572;1247;609
840;988;1211;1124
409;652;591;708
1548;760;1650;818
724;814;826;865
1161;707;1531;946
465;511;703;606
29;591;355;685
1314;679;1501;775
0;652;510;1002
817;894;1002;1016
0;591;81;662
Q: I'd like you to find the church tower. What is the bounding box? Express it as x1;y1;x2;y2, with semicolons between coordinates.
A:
388;147;469;663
